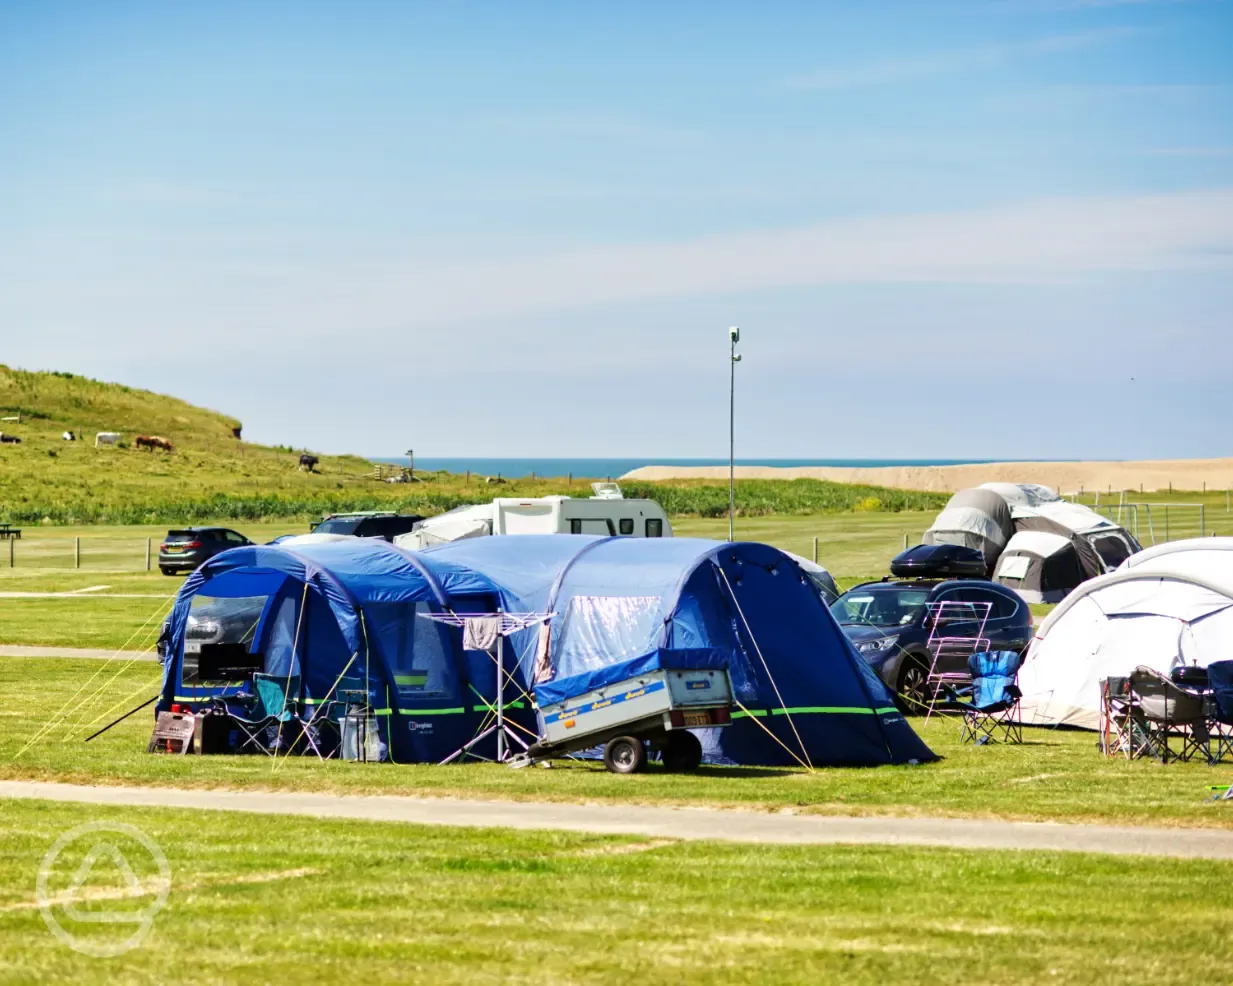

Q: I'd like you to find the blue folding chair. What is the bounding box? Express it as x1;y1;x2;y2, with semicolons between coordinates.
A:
1205;661;1233;765
960;650;1023;745
230;674;300;755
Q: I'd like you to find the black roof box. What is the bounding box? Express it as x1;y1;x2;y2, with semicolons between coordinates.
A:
890;543;988;579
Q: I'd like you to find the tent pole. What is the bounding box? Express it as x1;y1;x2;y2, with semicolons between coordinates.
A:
496;611;505;762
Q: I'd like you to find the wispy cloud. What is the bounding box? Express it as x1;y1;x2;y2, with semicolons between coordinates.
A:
785;27;1140;90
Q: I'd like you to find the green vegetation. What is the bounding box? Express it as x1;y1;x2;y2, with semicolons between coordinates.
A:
4;656;1233;829
0;367;946;525
4;799;1230;986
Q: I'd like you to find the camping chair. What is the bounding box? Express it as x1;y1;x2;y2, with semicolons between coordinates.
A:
1126;667;1208;764
1205;661;1233;765
1099;676;1136;757
228;674;301;756
960;650;1023;745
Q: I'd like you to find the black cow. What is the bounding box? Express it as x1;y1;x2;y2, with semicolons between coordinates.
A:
299;453;319;472
0;433;21;444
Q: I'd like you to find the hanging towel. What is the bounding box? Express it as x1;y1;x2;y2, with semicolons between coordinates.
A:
463;616;501;653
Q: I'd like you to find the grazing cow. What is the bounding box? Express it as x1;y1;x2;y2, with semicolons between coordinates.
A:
0;433;20;444
95;431;121;448
299;453;319;472
232;425;243;439
135;435;175;452
62;431;76;441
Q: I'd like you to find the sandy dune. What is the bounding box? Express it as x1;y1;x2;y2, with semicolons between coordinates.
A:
622;458;1233;494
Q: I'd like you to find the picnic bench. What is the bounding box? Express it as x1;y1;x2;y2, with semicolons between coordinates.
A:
0;524;21;540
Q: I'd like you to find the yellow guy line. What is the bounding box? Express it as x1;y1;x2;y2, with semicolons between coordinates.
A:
12;595;174;760
717;564;814;771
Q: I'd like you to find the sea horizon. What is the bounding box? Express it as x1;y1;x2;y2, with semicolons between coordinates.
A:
371;456;1013;479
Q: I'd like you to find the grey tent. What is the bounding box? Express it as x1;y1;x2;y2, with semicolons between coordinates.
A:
992;500;1139;599
992;531;1091;603
921;484;1140;599
921;487;1014;572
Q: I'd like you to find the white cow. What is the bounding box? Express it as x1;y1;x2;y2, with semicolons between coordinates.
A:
95;431;121;447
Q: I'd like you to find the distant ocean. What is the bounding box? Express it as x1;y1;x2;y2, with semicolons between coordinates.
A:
372;457;994;479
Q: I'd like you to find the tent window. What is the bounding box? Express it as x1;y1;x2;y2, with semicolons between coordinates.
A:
998;555;1031;580
556;595;663;677
646;519;663;537
619;518;634;535
364;602;460;701
1090;533;1132;570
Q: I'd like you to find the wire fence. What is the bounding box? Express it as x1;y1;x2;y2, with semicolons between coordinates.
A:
1;536;156;571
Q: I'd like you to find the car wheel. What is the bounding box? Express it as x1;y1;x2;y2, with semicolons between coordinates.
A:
661;731;703;772
896;656;932;716
159;566;175;576
603;736;647;774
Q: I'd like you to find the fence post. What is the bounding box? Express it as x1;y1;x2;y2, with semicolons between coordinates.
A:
145;538;151;572
812;536;818;564
74;536;80;569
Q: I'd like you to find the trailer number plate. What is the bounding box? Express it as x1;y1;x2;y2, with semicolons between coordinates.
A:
681;711;712;727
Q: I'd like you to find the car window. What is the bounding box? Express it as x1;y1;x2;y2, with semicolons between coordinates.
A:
831;587;929;628
225;531;246;544
932;588;995;626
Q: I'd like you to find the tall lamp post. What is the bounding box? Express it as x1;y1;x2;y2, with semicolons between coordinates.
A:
728;326;741;542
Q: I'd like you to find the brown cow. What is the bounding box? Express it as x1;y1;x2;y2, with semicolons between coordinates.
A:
135;435;174;452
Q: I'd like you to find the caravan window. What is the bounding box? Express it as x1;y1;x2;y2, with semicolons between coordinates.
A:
619;518;634;535
646;519;663;537
569;519;582;534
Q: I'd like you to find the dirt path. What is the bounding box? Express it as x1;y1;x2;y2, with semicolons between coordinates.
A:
0;645;155;661
4;780;1232;859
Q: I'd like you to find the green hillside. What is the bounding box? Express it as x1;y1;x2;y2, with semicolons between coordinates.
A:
0;366;946;525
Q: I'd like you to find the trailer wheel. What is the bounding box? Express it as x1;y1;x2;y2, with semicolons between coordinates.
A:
603;736;646;774
661;730;703;772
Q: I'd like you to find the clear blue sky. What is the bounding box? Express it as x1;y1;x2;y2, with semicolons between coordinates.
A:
2;1;1230;459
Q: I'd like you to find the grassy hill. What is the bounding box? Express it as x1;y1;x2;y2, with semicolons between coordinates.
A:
0;366;947;525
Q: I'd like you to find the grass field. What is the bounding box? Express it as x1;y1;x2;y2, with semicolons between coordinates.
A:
4;657;1233;829
5;799;1231;986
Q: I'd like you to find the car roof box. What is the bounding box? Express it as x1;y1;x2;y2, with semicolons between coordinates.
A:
890;543;988;579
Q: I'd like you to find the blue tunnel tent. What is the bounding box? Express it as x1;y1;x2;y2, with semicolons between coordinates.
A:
416;536;936;767
158;538;536;762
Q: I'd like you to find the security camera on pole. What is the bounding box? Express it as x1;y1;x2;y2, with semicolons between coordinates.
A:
728;326;741;542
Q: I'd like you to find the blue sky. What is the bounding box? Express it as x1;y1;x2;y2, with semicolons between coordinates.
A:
1;0;1230;459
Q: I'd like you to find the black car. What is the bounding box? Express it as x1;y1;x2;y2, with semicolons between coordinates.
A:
310;511;423;541
159;527;252;576
831;549;1033;712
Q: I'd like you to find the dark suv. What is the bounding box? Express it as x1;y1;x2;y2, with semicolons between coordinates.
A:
159;527;252;576
310;511;424;541
831;570;1032;712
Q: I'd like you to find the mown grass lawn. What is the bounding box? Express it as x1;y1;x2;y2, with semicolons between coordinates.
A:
1;798;1231;986
4;657;1232;829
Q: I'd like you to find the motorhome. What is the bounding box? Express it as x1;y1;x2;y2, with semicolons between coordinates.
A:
394;483;672;549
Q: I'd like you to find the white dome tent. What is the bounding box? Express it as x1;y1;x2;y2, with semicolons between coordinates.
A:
1017;538;1233;729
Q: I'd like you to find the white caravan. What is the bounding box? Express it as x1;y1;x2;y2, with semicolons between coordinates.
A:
395;483;673;550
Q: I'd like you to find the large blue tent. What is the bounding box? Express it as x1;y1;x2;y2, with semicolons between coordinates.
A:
416;536;936;767
159;538;523;762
